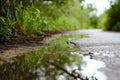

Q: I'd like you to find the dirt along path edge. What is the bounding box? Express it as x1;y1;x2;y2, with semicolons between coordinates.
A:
0;29;82;66
0;32;64;66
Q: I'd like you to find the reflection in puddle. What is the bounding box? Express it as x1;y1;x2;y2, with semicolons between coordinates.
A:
102;53;115;57
0;51;107;80
81;56;107;80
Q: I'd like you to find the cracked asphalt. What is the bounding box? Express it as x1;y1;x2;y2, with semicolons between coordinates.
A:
70;29;120;80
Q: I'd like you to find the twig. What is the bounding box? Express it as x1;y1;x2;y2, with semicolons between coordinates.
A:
46;60;83;80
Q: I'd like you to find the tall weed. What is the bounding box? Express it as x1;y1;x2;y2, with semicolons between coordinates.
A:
0;9;15;40
16;4;48;35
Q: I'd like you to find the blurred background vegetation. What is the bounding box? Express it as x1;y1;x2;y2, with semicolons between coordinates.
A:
0;0;120;40
104;0;120;31
0;0;98;40
98;0;120;31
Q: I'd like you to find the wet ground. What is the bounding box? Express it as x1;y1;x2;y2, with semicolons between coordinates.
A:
0;29;120;80
69;29;120;80
0;33;62;65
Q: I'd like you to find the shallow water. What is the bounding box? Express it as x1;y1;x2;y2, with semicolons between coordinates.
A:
0;33;107;80
0;51;106;80
81;55;106;80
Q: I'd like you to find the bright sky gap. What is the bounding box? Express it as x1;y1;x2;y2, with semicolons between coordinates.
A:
83;0;110;15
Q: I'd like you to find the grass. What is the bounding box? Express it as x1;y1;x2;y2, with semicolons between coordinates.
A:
0;0;99;40
0;8;15;40
15;5;82;35
16;4;47;35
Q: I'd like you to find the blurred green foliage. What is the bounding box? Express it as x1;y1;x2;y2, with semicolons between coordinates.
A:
101;0;120;31
0;0;98;40
89;14;98;28
97;13;107;30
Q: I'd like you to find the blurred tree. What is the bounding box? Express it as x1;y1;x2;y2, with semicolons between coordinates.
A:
105;0;120;31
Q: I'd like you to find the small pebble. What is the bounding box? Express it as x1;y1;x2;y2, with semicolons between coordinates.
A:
0;50;4;54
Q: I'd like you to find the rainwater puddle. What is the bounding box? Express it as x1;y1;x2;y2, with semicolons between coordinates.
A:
81;56;106;80
0;34;107;80
0;51;106;80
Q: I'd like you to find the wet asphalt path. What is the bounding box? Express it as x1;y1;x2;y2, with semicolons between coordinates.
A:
70;29;120;80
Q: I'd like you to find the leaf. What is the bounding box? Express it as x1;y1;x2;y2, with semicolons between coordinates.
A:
0;16;5;23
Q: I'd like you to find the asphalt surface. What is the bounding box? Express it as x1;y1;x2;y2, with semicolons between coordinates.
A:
70;29;120;80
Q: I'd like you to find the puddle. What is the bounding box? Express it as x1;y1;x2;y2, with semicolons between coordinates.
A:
0;34;106;80
0;51;106;80
81;56;106;80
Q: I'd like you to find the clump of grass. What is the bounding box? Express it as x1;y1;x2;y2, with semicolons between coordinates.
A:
0;8;15;40
15;5;82;36
16;4;48;35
